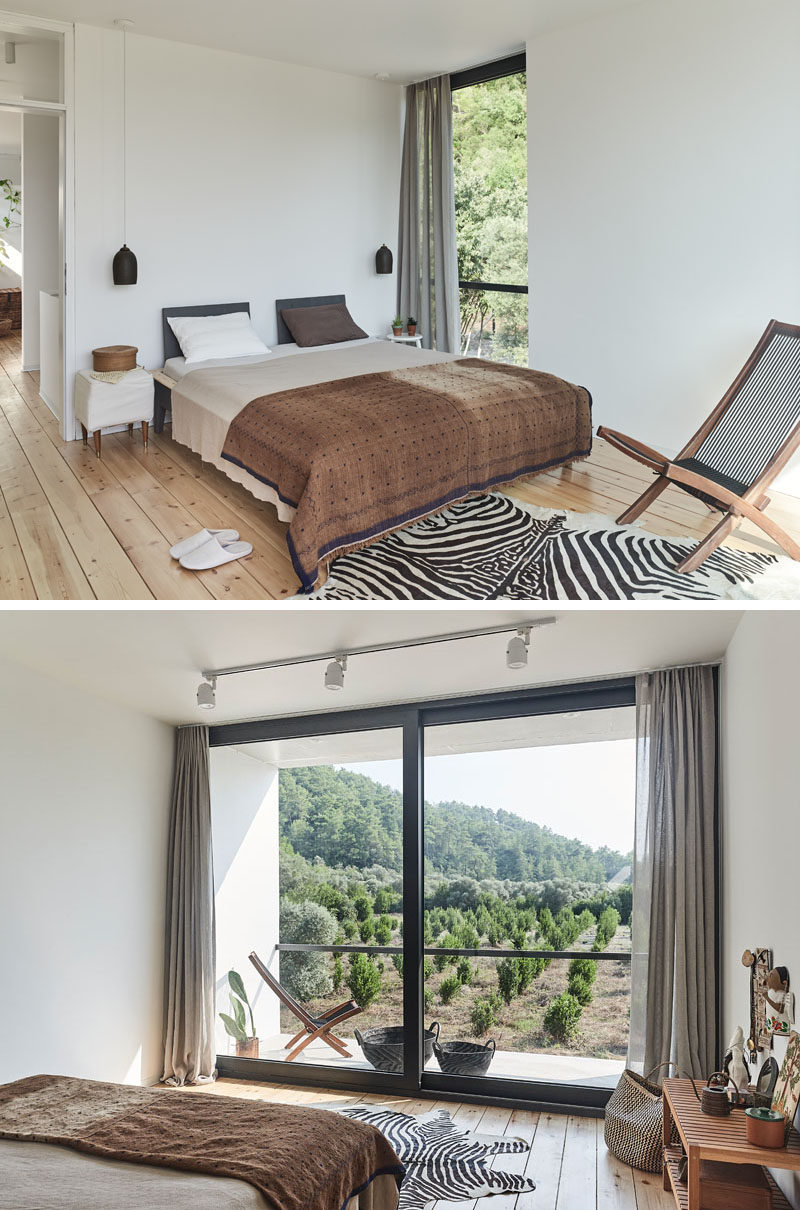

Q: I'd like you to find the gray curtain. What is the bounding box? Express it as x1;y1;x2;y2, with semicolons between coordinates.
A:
629;666;717;1079
397;74;460;353
162;725;217;1085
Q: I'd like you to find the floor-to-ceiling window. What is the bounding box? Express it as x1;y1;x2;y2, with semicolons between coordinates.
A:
211;678;635;1110
452;54;528;364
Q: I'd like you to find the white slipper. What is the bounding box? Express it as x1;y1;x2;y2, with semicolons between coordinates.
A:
179;535;253;570
170;528;240;560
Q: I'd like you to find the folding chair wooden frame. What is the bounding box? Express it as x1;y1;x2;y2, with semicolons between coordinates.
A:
597;319;800;573
249;950;363;1062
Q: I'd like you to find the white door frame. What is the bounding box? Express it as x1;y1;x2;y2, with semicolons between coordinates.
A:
0;9;74;441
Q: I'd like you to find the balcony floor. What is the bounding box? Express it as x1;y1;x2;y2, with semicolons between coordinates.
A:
243;1032;625;1089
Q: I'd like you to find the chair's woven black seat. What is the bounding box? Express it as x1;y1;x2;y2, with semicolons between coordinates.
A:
673;458;749;498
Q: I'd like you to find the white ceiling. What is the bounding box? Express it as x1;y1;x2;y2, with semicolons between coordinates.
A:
0;0;645;83
0;607;743;727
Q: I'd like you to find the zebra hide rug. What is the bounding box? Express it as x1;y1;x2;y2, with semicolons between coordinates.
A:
311;493;800;600
339;1106;535;1209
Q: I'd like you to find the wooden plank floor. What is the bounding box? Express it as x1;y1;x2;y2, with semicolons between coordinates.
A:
2;332;799;600
189;1077;674;1209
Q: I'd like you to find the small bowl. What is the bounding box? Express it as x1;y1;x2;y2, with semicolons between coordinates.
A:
745;1107;786;1148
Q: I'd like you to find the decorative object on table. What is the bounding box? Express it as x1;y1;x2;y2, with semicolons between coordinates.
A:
724;1024;751;1095
746;1106;788;1149
92;344;137;372
766;966;794;1036
772;1029;800;1142
698;1070;739;1117
111;19;137;285
755;1056;780;1108
74;366;153;457
433;1036;496;1076
338;1105;534;1209
355;1021;440;1073
391;315;403;336
310;494;800;602
375;244;393;274
603;1062;681;1173
743;947;774;1054
407;316;417;337
697;1159;773;1209
219;969;259;1059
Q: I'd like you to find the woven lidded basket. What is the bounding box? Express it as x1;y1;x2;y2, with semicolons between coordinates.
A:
355;1021;440;1072
604;1065;680;1173
92;344;137;372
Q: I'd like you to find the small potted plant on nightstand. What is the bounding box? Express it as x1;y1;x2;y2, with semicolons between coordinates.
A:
392;316;403;337
220;969;259;1058
407;317;417;337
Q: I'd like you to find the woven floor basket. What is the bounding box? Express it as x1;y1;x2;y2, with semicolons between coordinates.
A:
604;1066;680;1172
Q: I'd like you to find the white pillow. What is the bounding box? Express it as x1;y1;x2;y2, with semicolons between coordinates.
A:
167;311;270;367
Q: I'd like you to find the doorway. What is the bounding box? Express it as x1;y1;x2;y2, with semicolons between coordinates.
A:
0;19;70;431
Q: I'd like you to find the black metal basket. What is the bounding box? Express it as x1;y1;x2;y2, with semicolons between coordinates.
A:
433;1037;496;1076
355;1021;440;1072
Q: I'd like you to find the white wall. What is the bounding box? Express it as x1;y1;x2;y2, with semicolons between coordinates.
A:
21;111;59;370
527;0;800;495
211;747;281;1057
722;611;800;1206
71;26;402;429
0;656;173;1087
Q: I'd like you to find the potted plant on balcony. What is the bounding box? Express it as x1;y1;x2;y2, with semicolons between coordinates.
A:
406;317;417;337
220;969;259;1058
391;316;403;337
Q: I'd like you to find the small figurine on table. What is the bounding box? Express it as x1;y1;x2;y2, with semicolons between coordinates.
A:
766;966;795;1037
723;1025;751;1099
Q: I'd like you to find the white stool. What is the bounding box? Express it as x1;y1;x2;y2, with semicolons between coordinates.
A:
74;368;154;457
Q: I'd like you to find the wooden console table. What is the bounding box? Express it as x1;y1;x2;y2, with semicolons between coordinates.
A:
662;1078;800;1209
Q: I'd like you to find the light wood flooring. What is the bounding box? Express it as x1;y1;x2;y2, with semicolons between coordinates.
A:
189;1076;674;1209
2;332;799;600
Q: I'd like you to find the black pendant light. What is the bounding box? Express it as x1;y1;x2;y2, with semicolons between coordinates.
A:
375;244;393;274
112;18;137;285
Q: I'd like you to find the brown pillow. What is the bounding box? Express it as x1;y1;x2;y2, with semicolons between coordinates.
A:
280;302;368;347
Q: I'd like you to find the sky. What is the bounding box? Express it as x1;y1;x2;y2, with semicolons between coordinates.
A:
342;737;636;855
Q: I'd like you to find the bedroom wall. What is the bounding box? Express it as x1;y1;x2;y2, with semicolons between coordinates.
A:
71;26;402;431
526;0;800;496
721;611;800;1206
0;656;173;1087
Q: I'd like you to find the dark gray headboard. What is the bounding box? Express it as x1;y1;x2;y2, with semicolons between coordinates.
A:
161;301;251;362
275;294;346;345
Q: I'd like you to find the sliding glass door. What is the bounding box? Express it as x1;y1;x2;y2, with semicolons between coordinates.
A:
210;680;635;1109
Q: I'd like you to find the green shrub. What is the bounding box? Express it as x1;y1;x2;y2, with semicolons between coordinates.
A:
346;953;382;1008
567;973;593;1006
332;954;344;992
391;954;404;976
497;956;520;1004
423;958;434;981
568;957;597;985
373;888;392;914
440;974;462;1004
456;957;475;985
279;899;338;1000
359;917;375;943
374;918;392;945
424;986;434;1012
593;906;620;952
470;994;500;1035
341;918;358;941
544;992;582;1041
353;892;373;922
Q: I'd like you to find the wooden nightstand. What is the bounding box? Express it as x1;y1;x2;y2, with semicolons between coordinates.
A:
150;369;176;434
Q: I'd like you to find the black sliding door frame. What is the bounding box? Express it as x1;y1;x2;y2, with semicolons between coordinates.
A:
211;675;635;1112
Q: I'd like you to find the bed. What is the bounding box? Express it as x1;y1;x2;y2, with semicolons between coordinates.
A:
0;1074;401;1210
163;296;592;591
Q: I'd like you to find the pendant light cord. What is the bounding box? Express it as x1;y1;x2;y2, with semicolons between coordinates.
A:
122;23;127;245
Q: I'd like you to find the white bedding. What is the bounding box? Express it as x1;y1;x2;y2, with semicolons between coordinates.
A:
0;1140;399;1210
169;338;454;523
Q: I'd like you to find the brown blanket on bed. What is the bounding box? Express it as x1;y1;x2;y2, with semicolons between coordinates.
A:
220;357;591;591
0;1075;403;1210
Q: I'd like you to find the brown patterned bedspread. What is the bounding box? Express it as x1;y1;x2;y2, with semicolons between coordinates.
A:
220;358;592;591
0;1074;404;1210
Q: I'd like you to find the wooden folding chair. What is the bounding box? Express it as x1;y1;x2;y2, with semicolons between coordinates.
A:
248;950;363;1062
597;319;800;573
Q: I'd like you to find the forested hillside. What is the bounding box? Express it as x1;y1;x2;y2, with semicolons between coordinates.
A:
279;765;628;885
